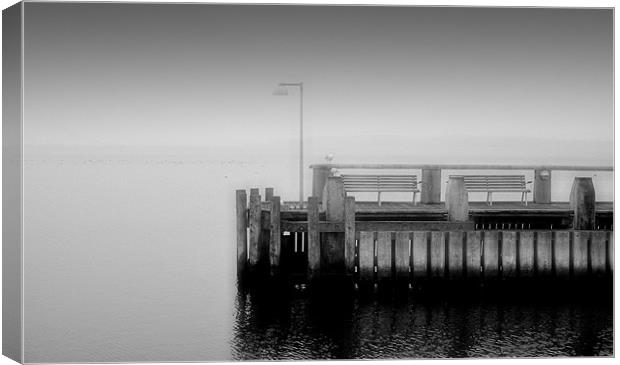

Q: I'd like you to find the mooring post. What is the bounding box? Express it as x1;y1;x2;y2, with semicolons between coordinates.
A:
322;176;345;219
269;196;281;276
344;196;356;275
421;168;441;204
307;196;320;280
446;176;469;222
534;169;552;203
322;176;346;273
248;188;262;268
570;177;596;230
312;166;332;202
265;187;274;202
236;189;248;277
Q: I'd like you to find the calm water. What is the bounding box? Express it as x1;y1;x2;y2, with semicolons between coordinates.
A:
22;151;613;362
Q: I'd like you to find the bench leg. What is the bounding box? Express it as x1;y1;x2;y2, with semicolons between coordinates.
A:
413;191;417;205
488;192;493;206
378;191;382;206
524;191;528;206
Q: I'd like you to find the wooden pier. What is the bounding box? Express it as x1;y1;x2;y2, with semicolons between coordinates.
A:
236;164;613;285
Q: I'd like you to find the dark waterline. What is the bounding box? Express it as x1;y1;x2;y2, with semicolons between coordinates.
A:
231;281;613;359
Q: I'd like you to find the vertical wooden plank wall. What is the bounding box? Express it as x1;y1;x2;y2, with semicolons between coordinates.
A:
395;232;411;280
359;232;375;281
377;232;392;280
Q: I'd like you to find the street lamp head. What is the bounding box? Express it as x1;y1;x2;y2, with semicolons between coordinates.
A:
272;86;289;96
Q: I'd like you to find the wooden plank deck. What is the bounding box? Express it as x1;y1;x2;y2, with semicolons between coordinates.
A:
278;201;613;220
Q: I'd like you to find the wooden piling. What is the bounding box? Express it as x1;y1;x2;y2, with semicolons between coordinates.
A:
536;231;553;277
248;189;262;268
572;231;589;277
483;231;499;279
269;196;281;276
377;232;392;280
447;231;464;278
430;232;446;278
570;177;596;230
608;232;614;273
307;197;320;279
519;231;535;278
236;190;248;277
534;169;551;204
501;232;517;278
322;176;345;273
312;166;331;201
359;231;375;281
465;231;481;279
590;231;607;277
412;232;428;280
554;231;571;278
446;176;469;222
344;196;356;275
421;168;441;204
394;232;410;280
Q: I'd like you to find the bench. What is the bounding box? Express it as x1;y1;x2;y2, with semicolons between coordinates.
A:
450;175;532;206
342;174;420;206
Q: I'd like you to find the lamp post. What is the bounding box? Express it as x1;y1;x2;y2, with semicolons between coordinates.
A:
273;82;304;206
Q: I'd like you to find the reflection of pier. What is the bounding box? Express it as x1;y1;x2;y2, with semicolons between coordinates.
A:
236;163;613;284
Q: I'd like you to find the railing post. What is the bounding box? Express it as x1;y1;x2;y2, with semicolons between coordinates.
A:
570;177;596;230
534;169;552;203
445;176;469;222
312;166;332;202
421;168;441;204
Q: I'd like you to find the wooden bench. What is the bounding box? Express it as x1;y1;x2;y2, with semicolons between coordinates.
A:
342;174;420;206
450;175;532;206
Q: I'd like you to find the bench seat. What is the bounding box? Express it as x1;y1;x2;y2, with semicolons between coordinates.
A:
450;175;531;205
342;174;420;206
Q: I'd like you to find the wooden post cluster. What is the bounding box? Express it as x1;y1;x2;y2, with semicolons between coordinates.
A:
235;187;282;279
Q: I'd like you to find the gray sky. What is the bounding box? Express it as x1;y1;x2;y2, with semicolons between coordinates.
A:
23;3;613;163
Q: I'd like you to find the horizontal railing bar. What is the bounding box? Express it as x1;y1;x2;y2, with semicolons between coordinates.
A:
311;163;613;171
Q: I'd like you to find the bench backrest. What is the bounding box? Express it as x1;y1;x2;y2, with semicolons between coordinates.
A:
450;175;527;191
342;174;418;192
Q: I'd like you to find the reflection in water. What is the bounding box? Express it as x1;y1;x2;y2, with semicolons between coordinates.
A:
231;283;613;359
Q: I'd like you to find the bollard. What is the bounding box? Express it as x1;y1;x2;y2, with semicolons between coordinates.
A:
446;176;469;222
570;177;596;230
421;168;441;204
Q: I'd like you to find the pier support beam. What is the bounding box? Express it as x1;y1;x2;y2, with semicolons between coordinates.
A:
269;196;281;276
312;166;332;202
236;190;248;277
421;168;441;204
534;169;552;203
445;176;469;222
344;196;356;275
570;177;596;230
